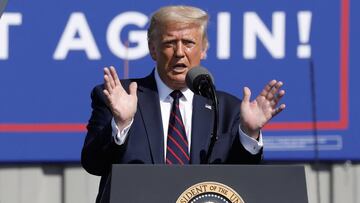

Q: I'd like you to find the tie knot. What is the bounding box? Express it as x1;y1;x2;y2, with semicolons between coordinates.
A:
170;90;183;100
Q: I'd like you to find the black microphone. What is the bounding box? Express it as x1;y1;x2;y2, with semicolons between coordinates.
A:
186;66;218;164
185;66;215;99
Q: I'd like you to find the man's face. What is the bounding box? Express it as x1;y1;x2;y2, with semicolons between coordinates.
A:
149;23;207;90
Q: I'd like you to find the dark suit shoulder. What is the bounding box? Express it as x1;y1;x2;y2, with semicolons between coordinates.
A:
92;70;156;95
216;90;241;104
91;77;145;95
92;77;136;93
90;84;107;108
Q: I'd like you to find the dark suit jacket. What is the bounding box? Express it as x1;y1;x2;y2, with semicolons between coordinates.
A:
81;71;262;202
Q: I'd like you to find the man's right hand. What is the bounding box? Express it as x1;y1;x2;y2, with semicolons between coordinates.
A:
103;66;138;130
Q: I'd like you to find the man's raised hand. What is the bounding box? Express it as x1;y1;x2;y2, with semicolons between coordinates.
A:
103;66;138;130
240;80;286;139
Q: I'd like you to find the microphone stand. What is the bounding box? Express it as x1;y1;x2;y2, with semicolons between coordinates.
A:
197;76;219;164
205;86;219;164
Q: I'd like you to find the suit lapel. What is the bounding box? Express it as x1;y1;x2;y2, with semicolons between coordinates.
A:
137;73;165;164
190;95;213;164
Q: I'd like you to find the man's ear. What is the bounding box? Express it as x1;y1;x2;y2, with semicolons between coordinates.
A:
200;41;208;60
148;41;157;61
200;48;207;60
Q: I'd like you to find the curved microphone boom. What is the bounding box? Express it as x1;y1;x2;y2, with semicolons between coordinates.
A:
186;66;219;164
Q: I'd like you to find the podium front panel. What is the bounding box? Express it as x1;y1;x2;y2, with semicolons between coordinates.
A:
109;165;308;203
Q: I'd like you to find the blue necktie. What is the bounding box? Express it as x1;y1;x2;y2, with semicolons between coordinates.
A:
166;90;190;164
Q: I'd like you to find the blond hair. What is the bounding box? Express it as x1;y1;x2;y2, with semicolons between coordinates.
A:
147;5;209;50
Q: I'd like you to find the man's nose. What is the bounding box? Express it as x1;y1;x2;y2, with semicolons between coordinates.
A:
174;42;185;58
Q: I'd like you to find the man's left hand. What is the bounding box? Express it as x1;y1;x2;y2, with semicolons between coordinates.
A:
240;80;286;139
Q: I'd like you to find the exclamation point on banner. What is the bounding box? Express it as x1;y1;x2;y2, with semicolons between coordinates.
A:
297;11;312;58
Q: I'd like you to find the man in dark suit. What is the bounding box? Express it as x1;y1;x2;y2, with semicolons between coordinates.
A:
82;5;285;202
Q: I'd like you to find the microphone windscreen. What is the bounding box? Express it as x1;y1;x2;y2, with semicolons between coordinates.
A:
186;66;214;92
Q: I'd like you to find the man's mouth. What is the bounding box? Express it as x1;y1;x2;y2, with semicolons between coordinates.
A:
171;63;187;72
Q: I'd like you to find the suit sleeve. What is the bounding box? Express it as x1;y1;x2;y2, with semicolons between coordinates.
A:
81;85;124;176
229;109;263;164
217;92;263;164
226;133;263;164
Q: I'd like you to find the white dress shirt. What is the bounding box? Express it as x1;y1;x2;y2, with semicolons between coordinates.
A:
111;68;263;158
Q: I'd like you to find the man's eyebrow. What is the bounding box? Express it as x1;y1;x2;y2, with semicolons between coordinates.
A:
161;38;176;43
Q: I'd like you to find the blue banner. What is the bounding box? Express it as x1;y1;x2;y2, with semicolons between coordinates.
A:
0;0;358;162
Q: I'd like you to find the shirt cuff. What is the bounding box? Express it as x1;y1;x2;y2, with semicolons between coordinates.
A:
111;117;133;145
238;125;263;155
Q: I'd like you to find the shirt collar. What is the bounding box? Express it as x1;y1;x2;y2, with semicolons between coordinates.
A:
154;68;194;102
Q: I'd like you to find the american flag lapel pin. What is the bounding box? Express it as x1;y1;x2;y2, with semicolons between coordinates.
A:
205;104;212;110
